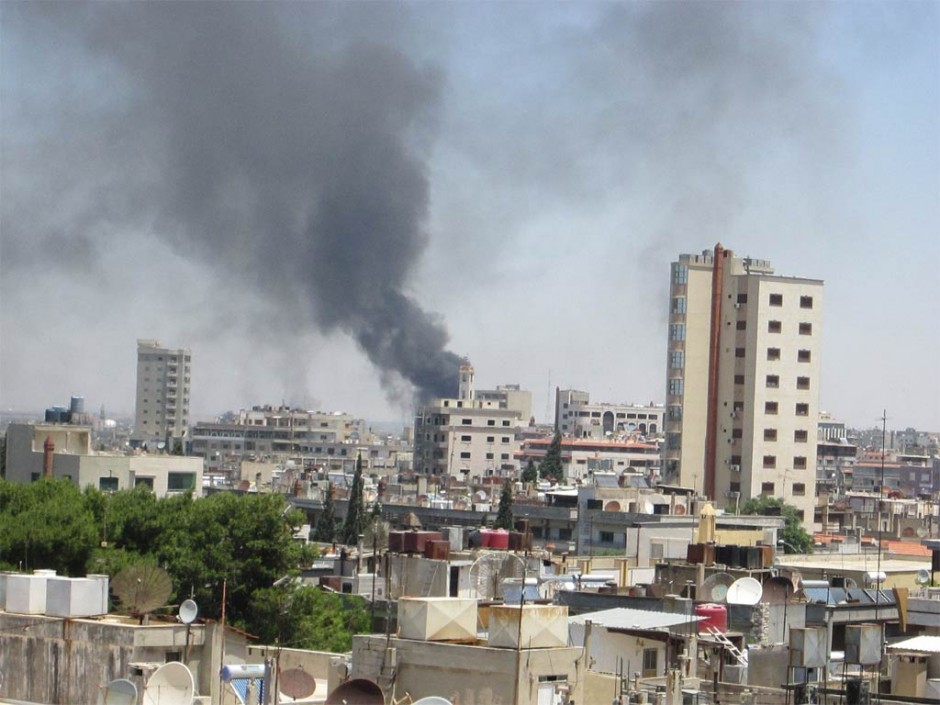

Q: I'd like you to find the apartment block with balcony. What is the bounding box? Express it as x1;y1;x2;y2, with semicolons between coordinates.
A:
663;245;823;524
130;339;191;448
555;389;663;440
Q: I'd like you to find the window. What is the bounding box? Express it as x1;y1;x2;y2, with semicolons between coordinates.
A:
770;293;783;306
797;376;810;390
672;296;687;314
732;428;743;439
599;531;614;543
795;403;809;416
485;453;494;460
793;482;806;496
768;320;782;333
736;320;747;331
672;263;688;285
668;378;684;396
668;405;682;420
460;452;471;459
794;429;808;443
765;401;779;415
642;648;659;677
798;349;812;363
734;374;745;385
733;401;744;413
766;375;779;388
558;528;572;541
99;476;119;492
794;456;807;470
501;453;509;460
763;455;777;468
735;347;746;358
486;436;495;443
666;432;681;450
461;435;472;442
767;347;781;361
800;295;814;309
761;481;775;495
135;477;154;490
736;293;748;304
731;454;742;465
670;350;685;369
764;428;778;441
799;322;812;335
502;420;511;427
462;418;472;425
669;324;686;341
502;436;510;443
487;419;495;426
730;481;741;493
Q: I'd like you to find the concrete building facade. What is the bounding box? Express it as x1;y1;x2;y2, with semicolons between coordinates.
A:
663;245;823;522
131;338;191;448
555;388;664;440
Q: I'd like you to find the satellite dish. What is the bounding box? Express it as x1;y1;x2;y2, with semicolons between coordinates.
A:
916;568;931;586
142;662;195;705
97;679;137;705
844;577;859;589
178;599;198;624
727;577;763;605
413;698;454;705
699;573;735;603
325;678;384;705
917;526;929;538
469;553;524;600
279;668;316;700
112;564;173;619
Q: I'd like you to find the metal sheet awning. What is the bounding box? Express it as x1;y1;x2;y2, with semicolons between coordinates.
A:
887;635;940;654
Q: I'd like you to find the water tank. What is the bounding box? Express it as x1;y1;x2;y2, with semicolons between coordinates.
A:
70;396;85;414
488;529;510;550
695;603;727;633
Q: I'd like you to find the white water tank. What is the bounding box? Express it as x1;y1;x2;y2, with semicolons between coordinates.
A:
5;573;51;614
86;574;111;614
46;577;108;617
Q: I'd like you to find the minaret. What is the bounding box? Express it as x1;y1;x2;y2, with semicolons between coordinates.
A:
458;361;475;401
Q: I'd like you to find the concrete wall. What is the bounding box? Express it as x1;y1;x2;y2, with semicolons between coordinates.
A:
0;614;230;704
351;635;584;705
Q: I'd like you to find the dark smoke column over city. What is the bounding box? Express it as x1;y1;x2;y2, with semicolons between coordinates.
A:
11;3;460;403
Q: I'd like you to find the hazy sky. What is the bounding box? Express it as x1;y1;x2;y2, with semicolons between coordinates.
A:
1;2;937;431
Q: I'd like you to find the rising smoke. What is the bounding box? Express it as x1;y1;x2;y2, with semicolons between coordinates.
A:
3;3;461;403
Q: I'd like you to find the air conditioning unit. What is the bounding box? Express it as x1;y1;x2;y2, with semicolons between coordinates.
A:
734;303;742;309
730;465;741;473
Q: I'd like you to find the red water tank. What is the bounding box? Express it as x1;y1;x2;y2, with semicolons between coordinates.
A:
695;603;728;633
488;529;510;550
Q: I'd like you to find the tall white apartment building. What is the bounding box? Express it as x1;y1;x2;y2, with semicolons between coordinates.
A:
131;339;191;448
663;245;823;522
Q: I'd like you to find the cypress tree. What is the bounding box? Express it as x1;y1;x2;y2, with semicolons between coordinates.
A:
494;479;514;530
312;482;336;543
539;431;563;481
341;454;366;545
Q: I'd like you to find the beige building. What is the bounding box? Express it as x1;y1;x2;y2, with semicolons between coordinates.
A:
555;388;664;440
663;245;823;522
5;423;203;496
131;338;192;448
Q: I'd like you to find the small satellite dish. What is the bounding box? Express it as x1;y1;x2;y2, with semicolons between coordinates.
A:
279;668;316;700
727;577;763;605
97;679;137;705
917;526;929;538
178;599;198;624
700;572;735;603
413;698;454;705
916;568;931;586
142;662;195;705
325;678;384;705
844;577;859;589
761;576;794;605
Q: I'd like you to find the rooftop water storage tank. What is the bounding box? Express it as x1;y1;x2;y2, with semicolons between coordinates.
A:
46;577;108;618
695;603;727;633
5;573;53;614
487;529;510;550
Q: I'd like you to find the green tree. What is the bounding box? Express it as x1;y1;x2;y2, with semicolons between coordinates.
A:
341;454;366;545
0;479;98;574
539;431;563;480
494;480;514;530
249;584;370;651
738;496;813;554
521;459;538;485
312;482;336;543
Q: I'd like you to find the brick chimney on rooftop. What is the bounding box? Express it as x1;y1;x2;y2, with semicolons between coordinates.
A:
43;436;55;477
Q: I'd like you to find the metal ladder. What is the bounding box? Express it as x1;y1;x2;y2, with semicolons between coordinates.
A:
706;626;747;666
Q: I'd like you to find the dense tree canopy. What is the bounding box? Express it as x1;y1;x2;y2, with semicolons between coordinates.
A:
738;495;813;554
539;431;564;480
521;459;538;484
494;480;514;530
0;480;336;644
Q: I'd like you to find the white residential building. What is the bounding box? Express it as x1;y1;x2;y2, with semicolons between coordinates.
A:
663;245;823;522
130;339;191;448
555;389;663;439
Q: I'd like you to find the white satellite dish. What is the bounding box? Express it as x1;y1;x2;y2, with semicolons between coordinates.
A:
178;599;198;624
915;568;931;586
699;572;735;603
142;662;195;705
726;577;763;605
97;679;137;705
413;698;454;705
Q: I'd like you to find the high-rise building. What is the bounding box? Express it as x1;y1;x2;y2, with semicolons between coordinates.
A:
131;339;191;448
663;245;823;523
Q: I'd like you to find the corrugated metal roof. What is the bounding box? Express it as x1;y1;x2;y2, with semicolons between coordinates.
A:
887;635;940;654
569;607;703;631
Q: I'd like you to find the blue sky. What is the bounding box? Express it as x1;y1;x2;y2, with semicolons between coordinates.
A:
1;2;937;431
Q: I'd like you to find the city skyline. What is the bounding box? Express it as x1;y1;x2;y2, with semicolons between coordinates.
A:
1;3;937;431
